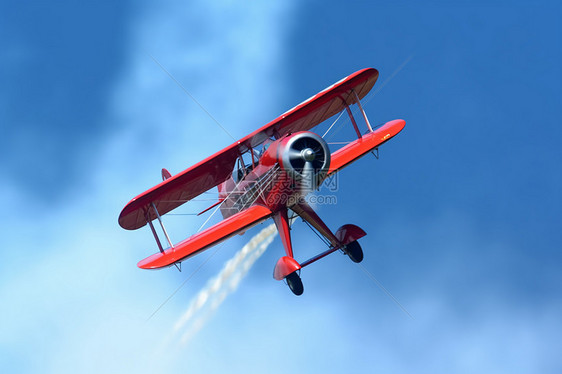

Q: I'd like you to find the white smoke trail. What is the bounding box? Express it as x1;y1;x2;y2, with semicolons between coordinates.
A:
172;223;277;345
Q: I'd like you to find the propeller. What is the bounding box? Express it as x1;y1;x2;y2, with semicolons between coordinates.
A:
282;133;330;195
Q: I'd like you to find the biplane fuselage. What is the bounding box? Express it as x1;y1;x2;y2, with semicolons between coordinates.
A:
118;68;405;295
218;131;330;218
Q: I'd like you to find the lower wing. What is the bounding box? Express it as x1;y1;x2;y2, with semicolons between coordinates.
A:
138;204;273;269
328;119;405;176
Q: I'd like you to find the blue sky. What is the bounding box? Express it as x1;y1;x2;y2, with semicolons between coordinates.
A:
1;1;561;373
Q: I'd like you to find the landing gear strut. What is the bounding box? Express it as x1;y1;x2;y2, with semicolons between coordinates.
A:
286;271;304;296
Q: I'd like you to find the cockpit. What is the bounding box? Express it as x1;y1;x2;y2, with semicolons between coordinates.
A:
231;138;275;183
232;148;261;183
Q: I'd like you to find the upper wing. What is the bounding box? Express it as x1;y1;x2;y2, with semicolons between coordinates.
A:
328;119;406;176
119;68;379;230
119;146;240;230
241;67;379;148
137;204;273;269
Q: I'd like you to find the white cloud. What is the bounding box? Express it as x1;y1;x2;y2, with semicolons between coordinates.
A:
2;2;560;373
0;1;295;373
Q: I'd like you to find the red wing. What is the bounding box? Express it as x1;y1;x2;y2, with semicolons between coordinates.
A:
118;146;239;230
328;119;406;176
241;67;379;148
137;204;273;269
119;68;379;230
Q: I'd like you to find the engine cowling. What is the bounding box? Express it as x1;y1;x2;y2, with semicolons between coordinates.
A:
279;131;331;191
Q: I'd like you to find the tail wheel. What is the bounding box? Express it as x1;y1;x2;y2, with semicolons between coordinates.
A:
344;240;364;263
286;271;304;296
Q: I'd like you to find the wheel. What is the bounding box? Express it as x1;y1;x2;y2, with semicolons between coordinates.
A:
286;271;304;296
344;240;363;263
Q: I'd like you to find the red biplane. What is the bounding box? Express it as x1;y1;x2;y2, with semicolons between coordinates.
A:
119;68;405;295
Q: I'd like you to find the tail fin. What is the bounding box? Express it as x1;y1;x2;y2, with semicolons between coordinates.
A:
162;168;172;181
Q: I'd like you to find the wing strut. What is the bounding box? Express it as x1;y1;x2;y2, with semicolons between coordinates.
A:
341;89;374;140
352;89;374;132
147;219;165;254
344;104;362;139
147;203;181;271
146;202;175;254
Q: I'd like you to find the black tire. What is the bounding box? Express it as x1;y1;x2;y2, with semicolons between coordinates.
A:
345;240;364;263
286;271;304;296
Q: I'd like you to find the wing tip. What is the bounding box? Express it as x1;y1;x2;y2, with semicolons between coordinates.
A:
137;251;172;269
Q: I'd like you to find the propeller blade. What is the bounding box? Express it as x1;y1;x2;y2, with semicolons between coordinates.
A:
301;161;314;194
288;149;303;161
